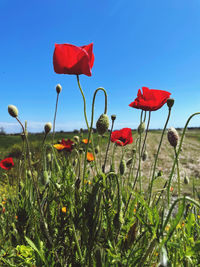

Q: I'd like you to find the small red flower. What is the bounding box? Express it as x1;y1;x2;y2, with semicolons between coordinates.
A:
111;128;133;146
0;157;14;170
129;87;171;111
53;43;94;76
54;139;74;152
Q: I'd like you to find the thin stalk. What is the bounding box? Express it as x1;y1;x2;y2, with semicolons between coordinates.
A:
76;75;90;130
174;147;181;198
167;112;200;205
103;118;115;172
148;107;171;206
123;110;144;216
15;117;61;265
81;87;108;198
52;93;59;144
72;224;84;263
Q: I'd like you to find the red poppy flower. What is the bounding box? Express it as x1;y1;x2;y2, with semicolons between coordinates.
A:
0;157;14;170
111;128;133;146
129;87;171;111
54;139;74;152
53;43;94;76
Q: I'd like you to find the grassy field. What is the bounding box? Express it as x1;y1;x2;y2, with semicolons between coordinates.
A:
1;128;200;197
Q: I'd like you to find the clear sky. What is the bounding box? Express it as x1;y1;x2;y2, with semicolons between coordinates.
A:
0;0;200;133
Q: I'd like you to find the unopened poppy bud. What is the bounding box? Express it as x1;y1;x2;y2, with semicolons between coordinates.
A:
42;171;49;185
137;122;145;134
111;114;116;121
126;158;133;167
47;153;52;163
167;127;179;147
142;151;148;161
184;176;189;184
95;145;100;154
56;84;62;94
73;136;79;143
26;170;32;179
44;122;52;134
167;98;174;109
79;148;83;154
119;159;126;175
96;114;110;135
8;105;18;118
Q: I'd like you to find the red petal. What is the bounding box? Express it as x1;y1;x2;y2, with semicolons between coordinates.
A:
53;43;94;76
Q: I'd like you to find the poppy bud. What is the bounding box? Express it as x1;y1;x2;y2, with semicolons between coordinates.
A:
73;136;79;143
142;151;148;161
111;114;116;121
44;122;52;134
167;127;179;147
184;176;189;184
137;122;145;134
47;153;52;163
126;158;133;167
120;159;126;175
42;171;49;185
96;114;110;135
95;145;100;154
167;98;174;109
79;148;83;154
56;84;62;94
8;105;18;118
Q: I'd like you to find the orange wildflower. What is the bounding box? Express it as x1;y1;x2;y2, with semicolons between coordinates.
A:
170;186;174;192
54;139;74;152
61;207;67;213
82;139;91;144
87;152;94;162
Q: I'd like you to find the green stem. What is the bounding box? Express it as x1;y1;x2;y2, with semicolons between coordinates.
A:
167;112;200;205
81;87;108;197
72;224;84;263
76;75;90;130
103;118;115;172
52;93;59;144
148;107;171;206
15;117;61;265
174;147;181;198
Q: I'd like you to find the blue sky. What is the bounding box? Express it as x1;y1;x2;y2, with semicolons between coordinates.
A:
0;0;200;133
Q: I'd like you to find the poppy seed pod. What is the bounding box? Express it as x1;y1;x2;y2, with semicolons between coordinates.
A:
167;98;174;109
8;105;18;118
167;127;179;147
56;84;62;94
138;122;145;134
44;122;52;134
96;114;109;135
119;159;126;175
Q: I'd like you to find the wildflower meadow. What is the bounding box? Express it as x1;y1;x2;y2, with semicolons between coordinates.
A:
0;42;200;266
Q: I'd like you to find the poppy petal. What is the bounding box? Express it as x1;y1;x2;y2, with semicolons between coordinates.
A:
53;43;94;76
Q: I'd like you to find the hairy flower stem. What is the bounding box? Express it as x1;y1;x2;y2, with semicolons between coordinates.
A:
167;112;200;206
81;87;108;199
15;117;61;265
148;107;171;206
174;147;181;198
102;118;115;172
123;111;148;216
76;75;90;130
52;93;59;145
